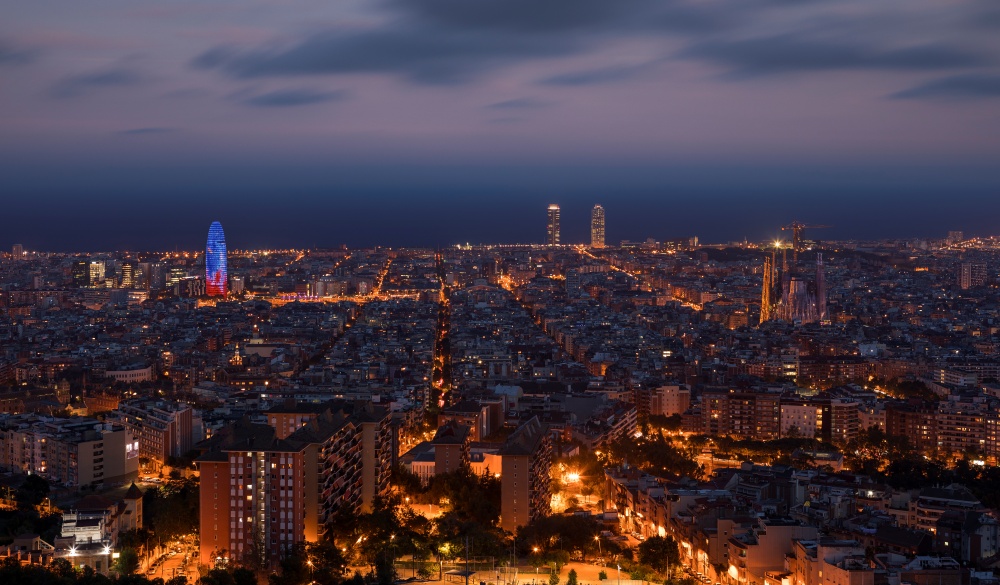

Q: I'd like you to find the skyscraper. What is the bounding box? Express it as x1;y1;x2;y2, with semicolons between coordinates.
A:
120;262;135;288
546;204;560;246
205;221;228;297
89;260;106;286
591;204;605;248
958;262;987;290
11;244;23;260
72;261;90;288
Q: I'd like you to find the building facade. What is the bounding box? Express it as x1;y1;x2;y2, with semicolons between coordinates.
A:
591;204;605;249
205;220;228;297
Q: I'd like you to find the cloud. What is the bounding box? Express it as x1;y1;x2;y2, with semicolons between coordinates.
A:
0;39;35;65
238;87;347;107
193;27;584;85
679;35;988;76
392;0;727;34
540;62;655;86
117;127;175;135
191;0;732;85
891;74;1000;100
486;98;553;110
51;68;144;98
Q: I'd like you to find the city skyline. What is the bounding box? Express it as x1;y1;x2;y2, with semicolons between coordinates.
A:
3;192;1000;253
4;2;1000;583
3;0;1000;252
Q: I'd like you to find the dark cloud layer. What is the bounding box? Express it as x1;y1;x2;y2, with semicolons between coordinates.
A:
118;127;174;135
240;88;347;107
540;62;655;86
679;36;989;76
485;97;552;110
391;0;729;34
51;68;144;98
892;74;1000;99
193;28;584;84
0;40;34;65
192;0;733;84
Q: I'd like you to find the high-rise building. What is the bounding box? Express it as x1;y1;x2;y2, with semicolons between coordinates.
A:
72;261;90;288
958;262;988;290
197;400;392;568
546;204;560;246
591;204;605;248
205;221;228;297
120;262;135;288
499;416;552;532
89;260;106;286
947;231;965;245
11;244;23;260
147;263;165;290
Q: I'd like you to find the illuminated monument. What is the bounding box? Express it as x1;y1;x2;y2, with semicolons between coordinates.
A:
761;236;827;325
205;221;228;297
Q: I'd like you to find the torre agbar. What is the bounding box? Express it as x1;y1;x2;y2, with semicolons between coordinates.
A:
205;221;228;296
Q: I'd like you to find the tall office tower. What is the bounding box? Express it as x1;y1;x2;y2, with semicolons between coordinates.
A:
148;263;166;290
89;260;106;285
590;204;605;248
205;221;228;297
71;261;90;288
120;262;135;288
958;262;988;290
947;231;965;245
546;204;560;246
11;244;23;260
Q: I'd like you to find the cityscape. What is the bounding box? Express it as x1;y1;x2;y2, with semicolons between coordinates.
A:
1;209;1000;585
4;1;1000;585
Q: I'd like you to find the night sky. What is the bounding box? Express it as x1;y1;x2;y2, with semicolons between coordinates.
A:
2;0;999;251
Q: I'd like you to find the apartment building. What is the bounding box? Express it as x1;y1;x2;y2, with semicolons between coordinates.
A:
0;415;138;487
197;400;392;568
499;416;552;533
114;399;196;463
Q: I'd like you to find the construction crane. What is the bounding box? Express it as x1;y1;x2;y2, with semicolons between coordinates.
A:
781;221;831;264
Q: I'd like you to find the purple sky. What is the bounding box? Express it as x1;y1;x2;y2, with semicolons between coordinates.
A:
2;0;1000;249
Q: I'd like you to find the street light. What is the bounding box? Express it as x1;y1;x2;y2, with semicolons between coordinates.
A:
594;535;601;557
616;564;621;585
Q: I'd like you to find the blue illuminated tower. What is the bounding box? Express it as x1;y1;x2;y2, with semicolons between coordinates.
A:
205;221;228;297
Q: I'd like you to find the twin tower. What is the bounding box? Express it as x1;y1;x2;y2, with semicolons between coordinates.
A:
547;204;605;248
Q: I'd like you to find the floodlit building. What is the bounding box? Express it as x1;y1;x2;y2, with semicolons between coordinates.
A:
547;204;560;246
205;220;228;296
591;204;605;248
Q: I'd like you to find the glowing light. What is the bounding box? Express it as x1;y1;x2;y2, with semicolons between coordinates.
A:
205;221;229;297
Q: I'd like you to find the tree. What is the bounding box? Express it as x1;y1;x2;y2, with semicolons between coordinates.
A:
549;571;561;585
15;475;50;510
114;547;141;575
308;540;348;585
599;571;608;581
637;536;680;575
567;569;579;585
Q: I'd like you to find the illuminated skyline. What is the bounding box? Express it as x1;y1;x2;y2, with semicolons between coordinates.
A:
2;1;1000;250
